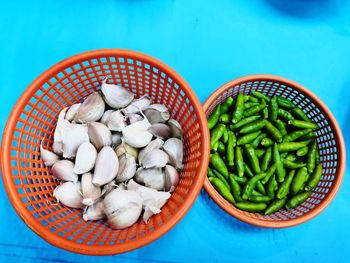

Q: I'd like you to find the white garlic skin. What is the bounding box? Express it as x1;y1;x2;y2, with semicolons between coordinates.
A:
164;165;179;192
122;119;152;148
163;138;184;169
148;123;172;140
61;123;89;159
40;144;60;166
73;142;97;174
135;167;165;191
51;160;78;182
88;122;112;151
53;181;84;209
92;146;119;186
138;138;164;164
141;149;169;168
101;78;134;108
106;110;127;132
81;172;102;206
115;154;137;183
123;97;151;114
83;200;106;221
167;118;183;139
74;92;105;123
65;103;81;121
144;104;170;124
100;109;114;125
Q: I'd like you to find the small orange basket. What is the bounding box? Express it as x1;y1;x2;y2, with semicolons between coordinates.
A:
203;75;346;228
0;49;210;255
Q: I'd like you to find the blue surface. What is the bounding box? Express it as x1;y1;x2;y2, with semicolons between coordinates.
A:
0;0;349;262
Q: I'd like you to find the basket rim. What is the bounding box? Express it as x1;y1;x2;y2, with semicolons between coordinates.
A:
0;48;210;254
203;74;346;228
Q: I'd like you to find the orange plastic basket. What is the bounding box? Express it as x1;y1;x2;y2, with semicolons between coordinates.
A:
0;49;210;255
203;74;346;228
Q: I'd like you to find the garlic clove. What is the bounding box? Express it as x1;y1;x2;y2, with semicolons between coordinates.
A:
123;96;151;114
88;122;112;151
122;119;152;148
107;203;142;229
73;142;97;174
81;172;102;206
148;123;172;140
74;92;105;123
101;78;134;108
65;103;81;121
167;118;182;139
135;167;165;191
92;146;119;186
53;108;68;155
53;181;84;209
164;165;179;192
127;113;144;124
101;181;117;197
106;110;127;131
144;104;170;124
115;141;138;159
61;123;89;159
138;138;164;164
163;138;184;169
141;149;169;168
115;154;137;183
100;109;114;125
40;143;60;166
83;200;106;221
51;160;78;182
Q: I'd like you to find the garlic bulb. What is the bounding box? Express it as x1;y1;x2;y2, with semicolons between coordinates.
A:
123;96;151;114
65;103;81;121
53;108;68;155
122;119;152;148
40;143;59;166
92;146;119;186
106;110;127;131
115;141;138;159
101;78;134;108
73;142;97;174
138;138;164;164
163;138;183;169
167;118;182;139
127;113;143;124
164;165;179;192
100;109;113;125
135;167;165;191
148;123;172;140
115;154;137;183
74;92;105;123
141;149;169;168
51;160;78;182
103;188;142;229
144;104;170;124
53;181;84;209
61;123;89;159
111;133;122;147
81;172;102;206
88;122;112;151
83;200;106;221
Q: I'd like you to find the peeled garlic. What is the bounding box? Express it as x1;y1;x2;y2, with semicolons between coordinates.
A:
100;109;113;125
115;154;137;183
61;122;89;158
163;138;183;169
127;113;143;124
111;133;122;147
141;149;169;168
92;146;119;186
167;118;182;139
88;122;112;151
164;165;179;192
83;200;106;221
53;181;84;209
40;143;59;166
53;108;68;155
51;160;78;182
122;119;152;148
81;172;102;206
106;110;127;131
127;180;170;223
123;96;151;114
148;123;172;140
101;78;134;108
138;138;164;164
134;167;165;191
144;104;170;124
65;103;81;121
115;141;138;159
103;188;142;229
73;142;97;174
74;92;105;123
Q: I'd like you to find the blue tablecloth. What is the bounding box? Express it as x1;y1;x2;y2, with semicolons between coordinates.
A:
1;0;349;262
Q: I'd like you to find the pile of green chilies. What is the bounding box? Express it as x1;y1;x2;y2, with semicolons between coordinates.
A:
207;91;323;215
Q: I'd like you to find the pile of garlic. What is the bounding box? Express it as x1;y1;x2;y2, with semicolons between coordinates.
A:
40;78;183;229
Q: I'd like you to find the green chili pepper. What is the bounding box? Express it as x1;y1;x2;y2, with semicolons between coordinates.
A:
207;167;216;178
217;141;226;154
276;170;295;199
252;190;263;196
226;131;235;167
244;102;259;109
276;96;295;109
267;174;276;199
261;138;274;147
283;159;306;169
299;131;318;140
210;153;229;179
220;97;234;114
248;96;260;103
264;198;287;215
286;191;311;209
284;129;312;142
235;202;267;212
306;163;323;190
212;169;231;190
261;147;272;172
262;107;269;119
288;119;318;130
291;108;312;122
244;145;261;174
239;120;266;134
230;115;261;130
243;104;266;117
235;146;245;177
219;113;231;124
208;105;221;130
237;131;262;145
243;95;251;102
209;177;235;204
291;167;308;194
233;175;248;185
251;91;271;102
212;141;219;152
255;148;266;158
278;108;294;121
210;124;226;149
273;143;284;183
268;96;278;122
261;163;277;184
248;195;272;203
232;93;245;124
274;119;287;136
250;133;267;148
307;140;317;173
265;120;283;143
242;173;266;200
229;175;242;202
256;181;267;195
244;163;254;177
285;153;297;161
296;146;308;157
277;140;311;152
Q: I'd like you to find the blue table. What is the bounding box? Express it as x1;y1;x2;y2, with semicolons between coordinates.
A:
1;0;349;262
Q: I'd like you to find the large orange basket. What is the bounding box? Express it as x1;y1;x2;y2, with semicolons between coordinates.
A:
203;75;346;228
0;49;210;255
